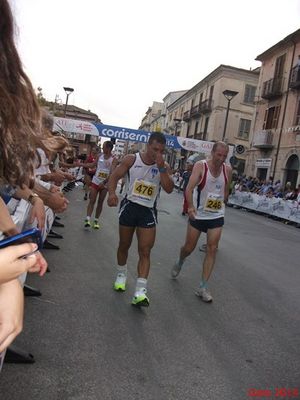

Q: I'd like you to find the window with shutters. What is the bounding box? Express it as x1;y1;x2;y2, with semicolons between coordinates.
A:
238;119;251;139
186;123;191;138
194;121;199;136
203;117;209;140
262;106;281;130
274;54;286;78
244;85;256;104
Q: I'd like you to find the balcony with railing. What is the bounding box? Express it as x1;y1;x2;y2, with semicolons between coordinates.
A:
261;77;283;99
199;98;213;114
253;130;274;149
182;110;191;122
289;66;300;89
190;105;200;118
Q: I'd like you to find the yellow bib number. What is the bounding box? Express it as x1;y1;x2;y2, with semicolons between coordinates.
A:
204;193;223;212
98;171;108;179
133;181;155;199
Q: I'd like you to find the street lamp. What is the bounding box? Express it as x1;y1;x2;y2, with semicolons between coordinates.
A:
170;118;182;169
63;87;74;118
222;89;238;141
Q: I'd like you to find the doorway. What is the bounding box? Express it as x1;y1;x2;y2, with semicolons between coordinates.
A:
256;168;268;181
284;154;299;188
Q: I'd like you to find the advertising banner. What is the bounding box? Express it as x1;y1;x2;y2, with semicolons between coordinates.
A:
228;192;300;223
53;117;233;157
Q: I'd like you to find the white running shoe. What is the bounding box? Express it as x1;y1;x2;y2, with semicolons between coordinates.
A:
195;287;213;303
132;288;149;307
114;273;126;291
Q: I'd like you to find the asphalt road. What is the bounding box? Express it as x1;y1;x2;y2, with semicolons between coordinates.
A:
1;185;299;400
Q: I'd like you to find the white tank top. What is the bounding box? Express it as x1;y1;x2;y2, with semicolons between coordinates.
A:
92;154;114;185
125;153;161;208
193;160;228;220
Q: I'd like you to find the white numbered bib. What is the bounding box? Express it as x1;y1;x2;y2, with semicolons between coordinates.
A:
204;192;223;212
132;179;156;200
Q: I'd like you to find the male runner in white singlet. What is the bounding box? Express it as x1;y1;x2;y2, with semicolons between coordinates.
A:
171;142;232;302
83;141;117;229
107;132;174;307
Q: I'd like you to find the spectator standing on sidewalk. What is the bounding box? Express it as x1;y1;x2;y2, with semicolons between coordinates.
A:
0;0;56;352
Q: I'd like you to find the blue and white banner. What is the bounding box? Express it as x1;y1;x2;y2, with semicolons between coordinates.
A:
228;191;300;223
53;117;234;157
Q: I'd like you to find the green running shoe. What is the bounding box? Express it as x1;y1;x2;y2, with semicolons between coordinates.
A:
131;288;149;307
84;219;91;228
114;273;126;292
93;220;100;229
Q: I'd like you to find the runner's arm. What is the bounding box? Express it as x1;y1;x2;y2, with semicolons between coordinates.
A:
108;155;135;196
185;161;203;215
82;160;97;169
103;157;119;185
224;165;232;204
155;153;173;193
158;162;174;193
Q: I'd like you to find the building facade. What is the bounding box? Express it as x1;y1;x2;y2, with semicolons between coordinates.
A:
165;65;259;173
246;29;300;188
114;140;126;157
54;104;101;156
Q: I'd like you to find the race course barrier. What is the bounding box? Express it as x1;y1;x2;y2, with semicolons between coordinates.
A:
228;192;300;224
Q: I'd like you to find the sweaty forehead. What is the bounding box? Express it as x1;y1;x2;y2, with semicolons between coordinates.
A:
214;146;228;154
150;140;165;148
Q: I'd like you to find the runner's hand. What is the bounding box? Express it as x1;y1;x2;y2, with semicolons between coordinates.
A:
187;207;196;220
107;193;118;207
155;153;165;169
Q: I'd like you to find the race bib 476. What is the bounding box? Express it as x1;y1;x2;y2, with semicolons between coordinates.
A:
133;180;156;199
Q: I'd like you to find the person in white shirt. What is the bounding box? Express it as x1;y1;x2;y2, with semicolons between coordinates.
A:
171;142;232;303
83;141;117;229
107;132;174;307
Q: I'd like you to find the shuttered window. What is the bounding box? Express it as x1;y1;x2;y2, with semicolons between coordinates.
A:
262;106;281;129
244;85;256;104
238;118;251;139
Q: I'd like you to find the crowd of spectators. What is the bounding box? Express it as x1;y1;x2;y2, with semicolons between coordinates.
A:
0;0;81;369
231;175;300;203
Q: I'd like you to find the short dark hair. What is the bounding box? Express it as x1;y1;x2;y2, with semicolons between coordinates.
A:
103;140;113;151
148;132;166;145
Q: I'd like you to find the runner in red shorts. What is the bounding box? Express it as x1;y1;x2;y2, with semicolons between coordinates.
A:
83;141;117;229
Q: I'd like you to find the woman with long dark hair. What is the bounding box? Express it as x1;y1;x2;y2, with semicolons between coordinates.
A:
0;0;55;354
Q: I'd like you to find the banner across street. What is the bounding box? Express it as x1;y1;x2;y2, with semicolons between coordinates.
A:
53;117;234;157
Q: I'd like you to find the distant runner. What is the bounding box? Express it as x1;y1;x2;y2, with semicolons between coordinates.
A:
83;141;117;229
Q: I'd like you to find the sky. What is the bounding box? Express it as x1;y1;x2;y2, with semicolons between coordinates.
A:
11;0;300;130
